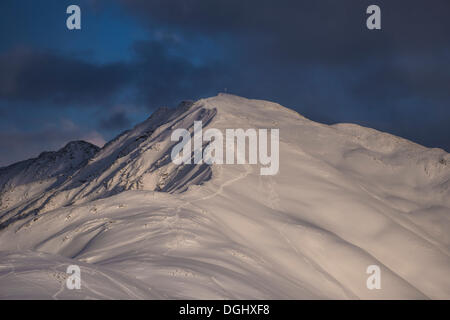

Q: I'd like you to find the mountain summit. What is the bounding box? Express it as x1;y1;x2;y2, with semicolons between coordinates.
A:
0;94;449;299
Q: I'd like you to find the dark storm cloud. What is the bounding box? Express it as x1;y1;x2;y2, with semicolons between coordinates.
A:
1;0;450;167
116;0;450;110
130;39;229;108
120;0;450;62
0;41;226;110
118;0;450;109
0;47;131;105
100;111;132;130
117;0;450;152
353;56;450;103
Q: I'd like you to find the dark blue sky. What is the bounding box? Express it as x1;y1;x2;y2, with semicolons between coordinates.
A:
0;0;449;166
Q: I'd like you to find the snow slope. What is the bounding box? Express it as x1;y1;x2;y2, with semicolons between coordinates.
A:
0;94;449;299
0;141;99;224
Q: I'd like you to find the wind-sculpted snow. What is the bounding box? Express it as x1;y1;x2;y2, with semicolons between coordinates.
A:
0;141;99;223
0;101;215;229
0;94;449;299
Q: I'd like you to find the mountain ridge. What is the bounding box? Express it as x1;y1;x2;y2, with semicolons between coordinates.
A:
0;94;449;299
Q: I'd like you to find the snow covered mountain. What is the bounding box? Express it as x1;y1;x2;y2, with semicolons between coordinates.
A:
0;141;99;225
0;94;449;299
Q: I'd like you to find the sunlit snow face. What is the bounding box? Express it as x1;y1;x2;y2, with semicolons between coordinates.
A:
171;121;279;176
